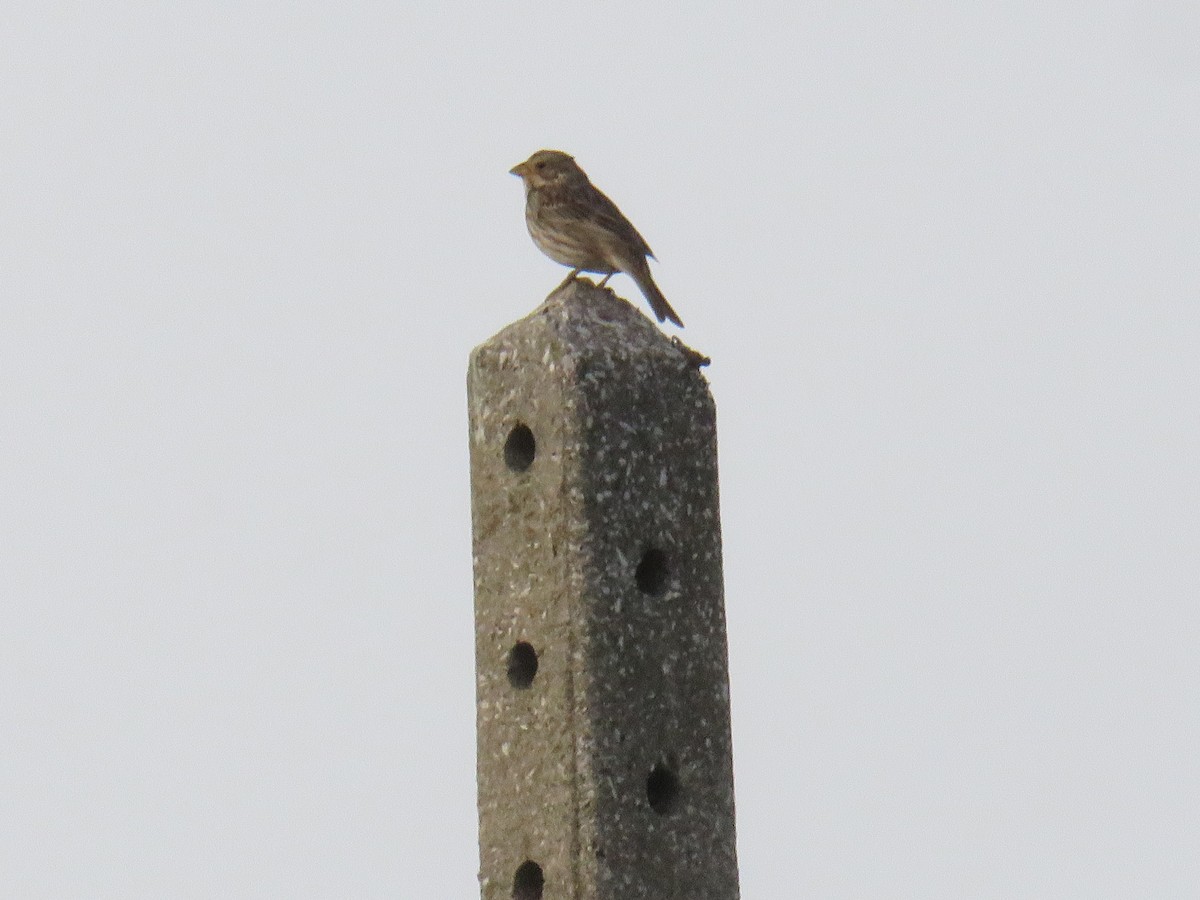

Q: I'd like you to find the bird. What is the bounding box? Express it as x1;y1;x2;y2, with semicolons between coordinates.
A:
509;150;684;327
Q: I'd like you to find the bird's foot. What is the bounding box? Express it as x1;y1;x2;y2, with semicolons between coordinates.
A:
555;268;582;291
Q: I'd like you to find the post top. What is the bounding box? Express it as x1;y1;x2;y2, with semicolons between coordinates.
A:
471;280;708;383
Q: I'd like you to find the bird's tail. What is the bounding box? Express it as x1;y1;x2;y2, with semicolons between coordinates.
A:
630;259;684;327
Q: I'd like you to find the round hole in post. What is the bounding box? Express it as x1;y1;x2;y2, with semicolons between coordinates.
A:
512;859;545;900
504;423;536;472
635;547;669;596
506;641;539;689
646;760;681;815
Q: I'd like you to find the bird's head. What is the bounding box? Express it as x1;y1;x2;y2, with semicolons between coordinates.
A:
509;150;586;189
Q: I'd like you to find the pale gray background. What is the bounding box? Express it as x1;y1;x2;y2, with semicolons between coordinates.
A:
2;2;1197;897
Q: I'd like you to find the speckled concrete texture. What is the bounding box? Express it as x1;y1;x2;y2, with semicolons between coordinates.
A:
468;280;739;900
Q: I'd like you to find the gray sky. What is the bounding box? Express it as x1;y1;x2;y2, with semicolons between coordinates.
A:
2;2;1197;897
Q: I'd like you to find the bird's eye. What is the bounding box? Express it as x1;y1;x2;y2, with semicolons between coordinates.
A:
535;161;546;170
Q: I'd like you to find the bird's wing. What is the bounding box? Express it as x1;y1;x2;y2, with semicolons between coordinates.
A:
585;185;655;259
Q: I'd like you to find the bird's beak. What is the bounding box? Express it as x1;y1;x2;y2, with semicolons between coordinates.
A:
509;162;528;178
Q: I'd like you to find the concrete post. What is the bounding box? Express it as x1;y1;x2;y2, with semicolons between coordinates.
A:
468;281;739;900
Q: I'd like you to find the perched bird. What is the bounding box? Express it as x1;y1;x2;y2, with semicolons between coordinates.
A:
509;150;684;327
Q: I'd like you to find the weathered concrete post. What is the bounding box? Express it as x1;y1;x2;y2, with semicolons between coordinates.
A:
468;280;739;900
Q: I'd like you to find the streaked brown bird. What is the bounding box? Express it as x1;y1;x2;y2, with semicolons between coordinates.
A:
509;150;684;327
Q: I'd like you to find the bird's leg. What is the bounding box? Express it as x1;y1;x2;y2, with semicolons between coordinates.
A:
597;273;613;288
556;268;582;291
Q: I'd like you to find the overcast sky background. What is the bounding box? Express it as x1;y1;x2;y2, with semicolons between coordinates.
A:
2;3;1198;897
